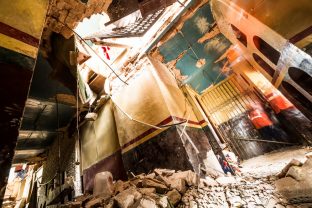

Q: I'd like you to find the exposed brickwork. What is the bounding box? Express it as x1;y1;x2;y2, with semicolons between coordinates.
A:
41;0;112;56
38;133;81;206
45;0;112;38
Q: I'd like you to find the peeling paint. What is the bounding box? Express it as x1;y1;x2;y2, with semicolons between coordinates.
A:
165;50;188;82
151;48;165;63
157;0;211;45
198;26;220;43
155;3;231;93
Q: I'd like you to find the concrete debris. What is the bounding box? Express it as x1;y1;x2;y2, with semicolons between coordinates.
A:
93;171;114;196
215;176;237;186
167;189;182;206
142;178;168;194
168;178;187;194
133;197;157;208
199;176;219;187
277;159;303;178
168;170;199;186
60;167;311;208
114;180;131;194
154;168;176;176
115;193;135;208
275;157;312;203
202;166;225;179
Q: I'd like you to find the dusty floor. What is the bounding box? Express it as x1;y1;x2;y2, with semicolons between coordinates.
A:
240;146;311;178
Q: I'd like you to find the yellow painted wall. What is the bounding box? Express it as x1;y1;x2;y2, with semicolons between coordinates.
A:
112;67;171;153
181;85;206;125
80;58;206;167
148;57;199;126
80;100;120;170
0;0;48;39
112;58;204;154
0;0;48;58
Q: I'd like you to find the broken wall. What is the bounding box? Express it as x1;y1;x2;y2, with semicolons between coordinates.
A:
147;1;235;166
149;57;223;172
112;57;223;176
38;132;81;207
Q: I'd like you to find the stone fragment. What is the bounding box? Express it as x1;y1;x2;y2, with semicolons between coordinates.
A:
93;172;114;197
190;200;198;208
232;202;243;208
286;166;304;181
85;195;110;208
139;188;156;195
114;187;142;208
199;176;219;187
142;178;168;194
114;180;131;194
305;152;312;159
130;178;143;187
169;178;186;194
228;195;243;207
275;158;312;202
302;157;312;169
169;170;199;186
114;194;135;208
146;173;156;179
103;199;115;208
166;189;181;206
216;176;237;186
154;168;176;176
265;197;278;208
157;196;168;208
60;201;81;208
133;197;157;208
277;159;302;178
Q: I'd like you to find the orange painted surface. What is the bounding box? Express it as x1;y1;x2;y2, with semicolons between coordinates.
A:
249;109;273;129
265;91;295;114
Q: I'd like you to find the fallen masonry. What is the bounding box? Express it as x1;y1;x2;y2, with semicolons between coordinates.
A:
59;158;312;208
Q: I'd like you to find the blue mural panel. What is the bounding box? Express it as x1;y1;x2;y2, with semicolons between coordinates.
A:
158;3;231;93
158;33;189;62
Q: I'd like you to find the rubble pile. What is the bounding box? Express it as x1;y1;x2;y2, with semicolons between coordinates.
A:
179;176;284;208
62;169;200;208
60;165;312;208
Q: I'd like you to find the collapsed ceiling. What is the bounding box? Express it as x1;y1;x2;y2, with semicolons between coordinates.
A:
13;0;188;165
